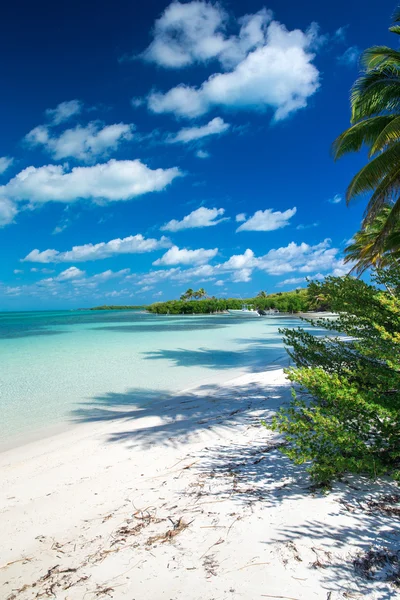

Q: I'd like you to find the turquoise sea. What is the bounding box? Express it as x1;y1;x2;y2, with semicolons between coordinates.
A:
0;309;305;450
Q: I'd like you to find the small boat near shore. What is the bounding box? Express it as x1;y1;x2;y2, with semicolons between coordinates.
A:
228;305;261;317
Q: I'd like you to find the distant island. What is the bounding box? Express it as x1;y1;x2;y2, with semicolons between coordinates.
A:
90;287;324;314
90;305;146;310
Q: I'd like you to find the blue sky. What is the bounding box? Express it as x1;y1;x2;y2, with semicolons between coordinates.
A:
0;0;396;310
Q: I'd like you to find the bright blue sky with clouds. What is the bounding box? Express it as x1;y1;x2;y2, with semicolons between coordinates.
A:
0;0;396;309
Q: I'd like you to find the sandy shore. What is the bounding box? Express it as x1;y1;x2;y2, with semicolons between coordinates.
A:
1;367;399;599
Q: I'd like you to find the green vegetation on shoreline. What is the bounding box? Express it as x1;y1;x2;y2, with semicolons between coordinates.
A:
90;288;318;314
147;289;311;314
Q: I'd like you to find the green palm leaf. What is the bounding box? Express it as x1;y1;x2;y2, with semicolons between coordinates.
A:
361;46;400;70
370;115;400;154
332;116;394;159
346;142;400;202
351;69;400;122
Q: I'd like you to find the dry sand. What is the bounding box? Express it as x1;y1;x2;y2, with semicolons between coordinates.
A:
1;367;399;600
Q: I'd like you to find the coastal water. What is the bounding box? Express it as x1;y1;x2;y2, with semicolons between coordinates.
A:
0;309;306;450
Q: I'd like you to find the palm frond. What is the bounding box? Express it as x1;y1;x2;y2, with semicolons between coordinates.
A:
361;46;400;70
346;142;400;203
332;116;394;159
351;69;400;122
392;5;400;23
370;116;400;154
362;167;400;224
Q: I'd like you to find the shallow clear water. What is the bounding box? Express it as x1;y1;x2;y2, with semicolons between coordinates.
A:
0;309;306;448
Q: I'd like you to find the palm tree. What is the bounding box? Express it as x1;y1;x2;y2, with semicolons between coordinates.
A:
333;8;400;246
180;288;194;301
197;287;207;299
257;290;267;298
344;205;400;275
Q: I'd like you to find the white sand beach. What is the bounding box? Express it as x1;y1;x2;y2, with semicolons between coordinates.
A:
1;367;399;600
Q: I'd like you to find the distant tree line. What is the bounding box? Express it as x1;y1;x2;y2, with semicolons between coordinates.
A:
147;288;314;314
90;305;145;311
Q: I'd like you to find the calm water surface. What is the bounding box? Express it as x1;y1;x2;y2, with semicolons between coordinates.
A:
0;309;308;448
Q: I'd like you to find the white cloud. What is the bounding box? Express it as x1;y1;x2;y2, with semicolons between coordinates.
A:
167;117;230;143
220;248;257;271
131;239;344;290
278;272;324;287
0;157;14;175
161;206;226;231
0;160;181;225
235;213;246;222
25;122;135;161
140;3;272;69
31;267;54;273
146;4;320;120
22;234;171;263
45;100;83;125
258;239;337;275
56;266;85;281
331;259;351;276
328;194;342;204
153;291;163;297
0;198;18;227
236;207;296;232
196;149;210;159
131;97;145;108
13;269;23;274
296;222;318;230
337;46;360;66
153;245;218;266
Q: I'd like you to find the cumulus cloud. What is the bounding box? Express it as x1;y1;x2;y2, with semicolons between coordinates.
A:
167;117;230;143
0;198;18;227
0;160;181;226
128;239;345;289
55;266;85;281
153;245;218;266
25;122;135;161
22;234;171;263
236;207;296;232
278;273;324;287
331;259;351;276
45;100;83;125
145;3;320;120
0;157;14;175
161;206;227;231
235;213;246;222
258;239;338;275
140;3;272;69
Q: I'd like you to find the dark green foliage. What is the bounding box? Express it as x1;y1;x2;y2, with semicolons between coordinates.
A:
269;269;400;484
147;289;311;315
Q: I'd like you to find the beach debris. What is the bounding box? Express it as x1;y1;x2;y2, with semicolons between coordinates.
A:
365;493;400;517
310;547;332;569
354;547;400;585
6;565;90;599
202;553;219;578
146;517;190;545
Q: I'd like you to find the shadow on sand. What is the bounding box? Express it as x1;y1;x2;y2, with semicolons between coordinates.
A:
72;356;399;597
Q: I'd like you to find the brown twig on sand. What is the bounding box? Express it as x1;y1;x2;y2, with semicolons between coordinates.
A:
146;517;190;545
0;557;33;570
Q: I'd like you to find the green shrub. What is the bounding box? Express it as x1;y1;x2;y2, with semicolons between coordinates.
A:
269;268;400;484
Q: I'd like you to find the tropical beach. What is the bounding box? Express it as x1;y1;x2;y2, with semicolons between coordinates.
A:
2;0;400;598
